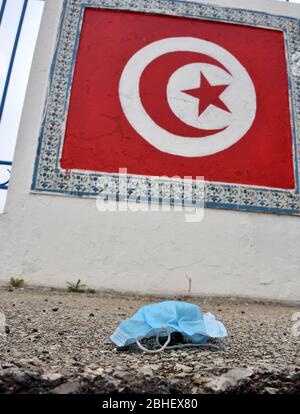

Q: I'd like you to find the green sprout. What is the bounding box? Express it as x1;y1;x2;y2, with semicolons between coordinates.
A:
67;280;96;294
67;279;87;293
10;277;25;288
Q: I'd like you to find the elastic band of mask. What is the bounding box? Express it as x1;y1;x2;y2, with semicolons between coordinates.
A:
136;327;171;353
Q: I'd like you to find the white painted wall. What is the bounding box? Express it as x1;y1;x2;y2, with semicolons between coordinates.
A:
0;0;300;303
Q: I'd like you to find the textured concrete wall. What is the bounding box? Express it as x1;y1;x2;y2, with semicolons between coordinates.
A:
0;0;300;302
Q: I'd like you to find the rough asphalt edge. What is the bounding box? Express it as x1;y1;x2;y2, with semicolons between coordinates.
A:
0;287;299;394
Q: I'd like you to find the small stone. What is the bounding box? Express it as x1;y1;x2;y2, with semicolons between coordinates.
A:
87;364;98;370
2;362;15;369
0;368;31;386
113;370;131;380
52;308;59;312
104;367;113;374
264;387;278;394
51;381;81;394
214;358;224;365
114;365;125;371
193;375;211;385
93;367;104;375
206;367;253;392
41;372;63;382
17;358;37;367
175;364;193;373
175;372;193;378
85;367;104;377
193;377;203;386
60;368;72;377
89;313;95;317
139;365;154;377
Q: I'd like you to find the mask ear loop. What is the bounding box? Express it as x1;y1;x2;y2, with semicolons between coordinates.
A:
136;327;171;353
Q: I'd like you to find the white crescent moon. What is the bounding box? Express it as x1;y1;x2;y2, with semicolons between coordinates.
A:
119;37;256;157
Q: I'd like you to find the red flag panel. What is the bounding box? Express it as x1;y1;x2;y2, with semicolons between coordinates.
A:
61;8;295;190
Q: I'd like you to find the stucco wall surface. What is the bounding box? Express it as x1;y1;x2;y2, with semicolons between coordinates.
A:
0;0;300;302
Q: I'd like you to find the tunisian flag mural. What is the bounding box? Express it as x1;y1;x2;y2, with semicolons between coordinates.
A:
61;9;295;190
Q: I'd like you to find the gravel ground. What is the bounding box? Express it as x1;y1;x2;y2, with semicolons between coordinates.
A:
0;287;299;394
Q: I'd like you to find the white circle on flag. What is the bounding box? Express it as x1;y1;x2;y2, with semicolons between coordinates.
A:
119;37;256;157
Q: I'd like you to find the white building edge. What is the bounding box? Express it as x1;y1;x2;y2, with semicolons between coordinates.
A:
0;0;300;303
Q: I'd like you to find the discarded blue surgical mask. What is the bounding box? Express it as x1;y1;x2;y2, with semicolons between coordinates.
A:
111;301;227;352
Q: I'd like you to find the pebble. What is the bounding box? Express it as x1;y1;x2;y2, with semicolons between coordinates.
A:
2;363;15;369
264;387;278;394
51;381;81;394
206;367;253;392
139;365;154;377
41;372;63;382
84;367;104;377
175;372;193;378
175;364;193;373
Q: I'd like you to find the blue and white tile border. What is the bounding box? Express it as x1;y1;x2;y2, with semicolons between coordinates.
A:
31;0;300;216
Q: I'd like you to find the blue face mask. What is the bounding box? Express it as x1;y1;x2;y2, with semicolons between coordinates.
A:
111;301;227;352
